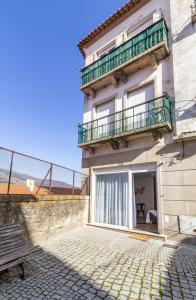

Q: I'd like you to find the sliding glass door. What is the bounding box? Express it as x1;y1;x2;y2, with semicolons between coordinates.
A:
94;172;128;227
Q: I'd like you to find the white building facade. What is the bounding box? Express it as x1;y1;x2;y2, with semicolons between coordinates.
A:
78;0;196;241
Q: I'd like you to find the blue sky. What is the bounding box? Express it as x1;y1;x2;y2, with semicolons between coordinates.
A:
0;0;125;171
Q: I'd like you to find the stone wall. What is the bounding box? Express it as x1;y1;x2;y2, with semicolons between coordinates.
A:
160;139;196;241
0;195;89;244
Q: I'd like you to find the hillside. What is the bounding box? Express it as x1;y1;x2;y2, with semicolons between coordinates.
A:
0;168;73;188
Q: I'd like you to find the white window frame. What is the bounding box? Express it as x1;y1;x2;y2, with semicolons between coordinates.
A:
124;80;155;110
126;13;154;40
96;39;116;59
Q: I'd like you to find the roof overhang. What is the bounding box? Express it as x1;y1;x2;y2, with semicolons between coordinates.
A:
77;0;151;57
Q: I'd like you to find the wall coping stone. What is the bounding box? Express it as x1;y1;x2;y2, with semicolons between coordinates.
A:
0;194;89;203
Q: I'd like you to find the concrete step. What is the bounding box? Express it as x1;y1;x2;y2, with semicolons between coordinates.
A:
87;223;166;241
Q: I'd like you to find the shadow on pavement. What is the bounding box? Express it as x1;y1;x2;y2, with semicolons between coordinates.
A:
0;204;113;300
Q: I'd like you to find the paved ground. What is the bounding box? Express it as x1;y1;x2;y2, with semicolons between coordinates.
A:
1;226;196;300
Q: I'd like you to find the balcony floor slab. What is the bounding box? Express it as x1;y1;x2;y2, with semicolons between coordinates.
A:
78;121;172;148
81;42;169;94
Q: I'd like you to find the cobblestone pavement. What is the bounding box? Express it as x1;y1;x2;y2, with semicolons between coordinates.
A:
1;226;196;300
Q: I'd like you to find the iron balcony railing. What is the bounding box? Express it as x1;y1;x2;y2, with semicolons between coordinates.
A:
81;18;168;86
78;94;172;145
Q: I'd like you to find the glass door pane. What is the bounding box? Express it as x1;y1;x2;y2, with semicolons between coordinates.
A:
94;172;128;227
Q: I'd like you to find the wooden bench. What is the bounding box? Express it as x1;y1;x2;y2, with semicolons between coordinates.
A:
0;223;41;279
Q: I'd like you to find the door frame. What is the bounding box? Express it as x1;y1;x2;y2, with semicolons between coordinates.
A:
90;164;158;231
131;165;157;229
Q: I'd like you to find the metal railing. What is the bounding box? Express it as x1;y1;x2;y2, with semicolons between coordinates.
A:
78;94;172;145
81;18;168;86
0;147;89;195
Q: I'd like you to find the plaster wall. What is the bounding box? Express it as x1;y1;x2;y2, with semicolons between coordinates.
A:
83;57;174;144
170;0;196;135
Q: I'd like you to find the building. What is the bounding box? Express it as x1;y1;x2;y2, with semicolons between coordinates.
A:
77;0;196;241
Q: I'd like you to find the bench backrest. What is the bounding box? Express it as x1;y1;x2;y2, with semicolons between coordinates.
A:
0;224;28;262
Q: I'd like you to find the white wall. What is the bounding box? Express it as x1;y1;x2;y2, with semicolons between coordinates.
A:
83;61;174;124
170;0;196;135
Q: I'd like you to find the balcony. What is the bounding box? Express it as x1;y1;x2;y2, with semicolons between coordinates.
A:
81;19;169;93
78;94;172;148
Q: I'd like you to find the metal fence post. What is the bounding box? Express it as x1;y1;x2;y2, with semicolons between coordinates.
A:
36;167;51;195
72;171;75;195
7;151;14;194
49;163;53;193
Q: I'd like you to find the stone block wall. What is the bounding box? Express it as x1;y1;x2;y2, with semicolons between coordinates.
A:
0;195;89;244
160;140;196;241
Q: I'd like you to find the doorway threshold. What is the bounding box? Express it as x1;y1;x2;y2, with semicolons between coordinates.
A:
87;223;167;241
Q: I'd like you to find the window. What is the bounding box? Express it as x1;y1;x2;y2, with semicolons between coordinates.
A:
127;83;155;107
94;172;129;227
126;83;155;129
127;15;153;40
97;40;116;59
95;99;115;138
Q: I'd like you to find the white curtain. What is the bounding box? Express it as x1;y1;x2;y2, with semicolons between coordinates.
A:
94;172;128;227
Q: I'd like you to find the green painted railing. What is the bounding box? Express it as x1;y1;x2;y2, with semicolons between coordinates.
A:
78;94;172;145
81;19;168;86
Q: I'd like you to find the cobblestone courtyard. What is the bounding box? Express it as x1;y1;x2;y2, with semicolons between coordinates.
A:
1;226;196;300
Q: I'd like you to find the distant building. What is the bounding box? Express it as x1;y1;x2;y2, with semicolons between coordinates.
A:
77;0;196;241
